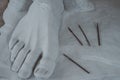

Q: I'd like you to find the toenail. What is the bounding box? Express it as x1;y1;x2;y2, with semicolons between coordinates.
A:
18;70;31;79
35;68;40;73
44;71;48;74
37;69;48;75
34;68;50;79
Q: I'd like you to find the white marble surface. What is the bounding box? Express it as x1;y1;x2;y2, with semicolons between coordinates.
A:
0;0;120;80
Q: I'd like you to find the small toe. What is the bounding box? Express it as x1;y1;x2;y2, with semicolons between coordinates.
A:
11;45;31;72
11;41;25;62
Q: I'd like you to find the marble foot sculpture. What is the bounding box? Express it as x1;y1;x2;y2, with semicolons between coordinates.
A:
9;0;95;79
9;0;64;79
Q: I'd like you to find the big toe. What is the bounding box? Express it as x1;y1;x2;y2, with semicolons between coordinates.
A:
34;59;56;79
